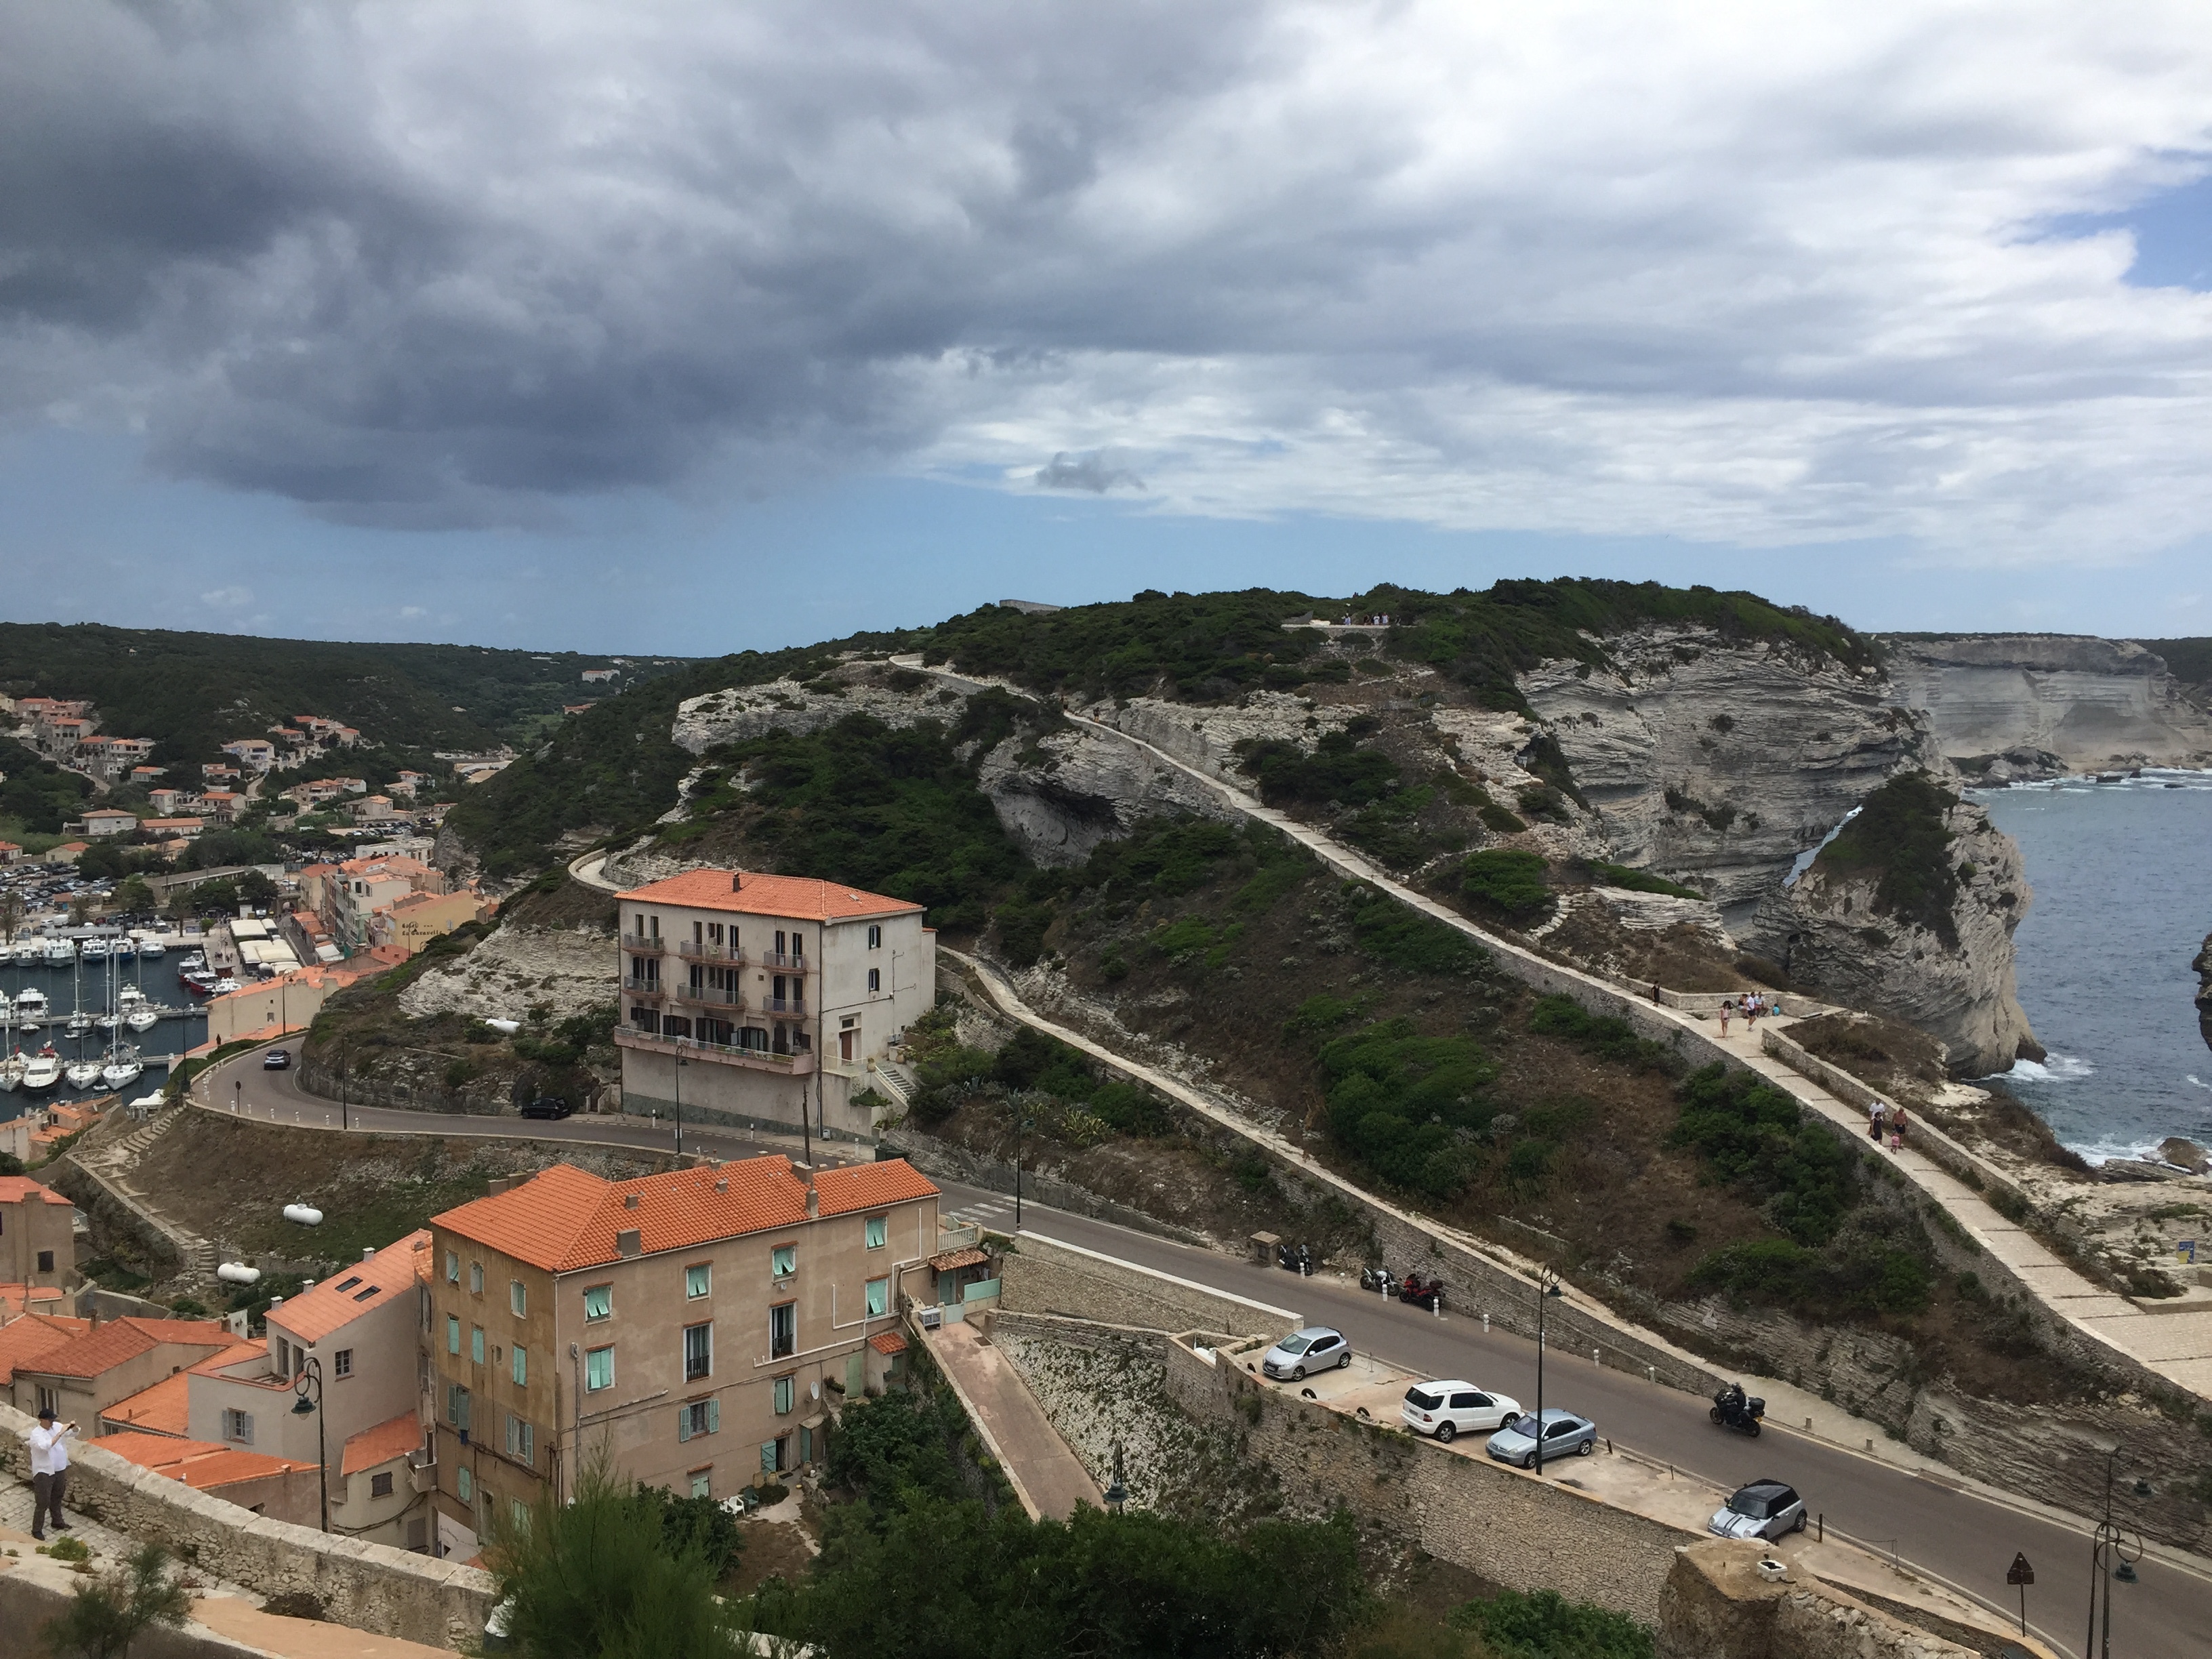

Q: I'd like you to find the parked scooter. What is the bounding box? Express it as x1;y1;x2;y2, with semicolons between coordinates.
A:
1276;1241;1313;1275
1709;1382;1765;1436
1359;1264;1396;1295
1397;1274;1446;1312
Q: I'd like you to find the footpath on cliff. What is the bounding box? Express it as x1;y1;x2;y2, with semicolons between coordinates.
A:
872;657;2212;1413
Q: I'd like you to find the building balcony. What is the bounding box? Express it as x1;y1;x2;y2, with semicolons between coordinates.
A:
620;933;665;954
668;986;747;1013
621;977;666;999
757;952;811;973
676;939;745;964
760;996;806;1016
617;1026;815;1076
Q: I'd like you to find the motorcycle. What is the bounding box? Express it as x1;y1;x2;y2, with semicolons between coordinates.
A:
1709;1384;1765;1436
1397;1275;1446;1312
1359;1265;1396;1295
1276;1241;1313;1275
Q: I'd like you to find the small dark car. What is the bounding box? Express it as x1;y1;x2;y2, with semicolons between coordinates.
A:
262;1048;292;1070
519;1097;574;1120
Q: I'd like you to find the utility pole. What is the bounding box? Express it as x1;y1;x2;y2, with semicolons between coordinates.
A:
1532;1267;1563;1476
2085;1444;2143;1659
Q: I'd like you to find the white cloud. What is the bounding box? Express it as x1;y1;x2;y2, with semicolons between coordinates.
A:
3;1;2211;562
199;586;253;609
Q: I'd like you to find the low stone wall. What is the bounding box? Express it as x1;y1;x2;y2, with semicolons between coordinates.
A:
0;1401;495;1650
49;1158;190;1276
1160;1333;1692;1626
0;1573;266;1659
1656;1540;1990;1659
1762;1027;2029;1208
297;1057;508;1117
999;1233;1297;1338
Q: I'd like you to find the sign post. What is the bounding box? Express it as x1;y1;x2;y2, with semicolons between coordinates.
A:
2005;1552;2034;1639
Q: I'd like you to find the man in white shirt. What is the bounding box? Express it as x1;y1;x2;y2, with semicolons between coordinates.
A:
26;1405;75;1540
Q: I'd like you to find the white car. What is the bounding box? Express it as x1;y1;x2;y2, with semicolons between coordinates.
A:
1259;1326;1352;1382
1400;1380;1522;1443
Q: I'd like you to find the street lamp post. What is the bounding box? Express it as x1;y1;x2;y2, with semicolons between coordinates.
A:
1014;1113;1031;1230
337;1040;350;1132
1533;1268;1563;1477
233;1078;242;1115
2085;1445;2143;1659
672;1050;687;1156
291;1356;329;1532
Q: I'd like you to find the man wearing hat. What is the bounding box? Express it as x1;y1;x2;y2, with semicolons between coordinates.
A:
27;1406;75;1540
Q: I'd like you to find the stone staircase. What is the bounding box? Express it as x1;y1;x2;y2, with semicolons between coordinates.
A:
869;1058;920;1111
69;1101;221;1288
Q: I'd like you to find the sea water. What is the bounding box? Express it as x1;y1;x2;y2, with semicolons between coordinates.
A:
1977;771;2212;1162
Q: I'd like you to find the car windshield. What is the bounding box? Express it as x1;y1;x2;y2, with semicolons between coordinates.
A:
1728;1491;1774;1518
1278;1335;1313;1355
1406;1389;1441;1410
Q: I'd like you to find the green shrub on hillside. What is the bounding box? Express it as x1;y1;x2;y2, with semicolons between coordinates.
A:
1450;1588;1654;1659
1527;996;1678;1074
1686;1232;1932;1317
1460;850;1551;921
1347;887;1489;975
1317;1020;1498;1199
1584;862;1702;899
0;737;89;834
1809;771;1962;943
1236;729;1399;808
1666;1065;1854;1246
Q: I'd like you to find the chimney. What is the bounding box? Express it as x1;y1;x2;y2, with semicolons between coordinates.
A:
616;1228;641;1258
796;1164;819;1220
362;1246;375;1261
731;872;742;892
487;1176;516;1197
623;1193;640;1210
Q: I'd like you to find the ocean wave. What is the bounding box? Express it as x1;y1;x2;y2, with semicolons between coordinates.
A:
2008;1054;2094;1083
2189;1075;2211;1091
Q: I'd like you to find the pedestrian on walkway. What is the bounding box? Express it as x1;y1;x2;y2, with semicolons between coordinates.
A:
1651;981;1662;1004
1886;1105;1904;1153
28;1406;74;1540
1869;1101;1885;1143
1719;1000;1732;1037
1744;995;1759;1030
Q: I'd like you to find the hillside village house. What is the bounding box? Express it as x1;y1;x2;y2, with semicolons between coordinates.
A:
0;840;21;865
0;1176;77;1296
79;808;138;837
9;1317;232;1425
615;869;934;1142
426;1157;938;1558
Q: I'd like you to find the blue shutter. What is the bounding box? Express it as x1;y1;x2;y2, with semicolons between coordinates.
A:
678;1407;691;1443
707;1399;720;1434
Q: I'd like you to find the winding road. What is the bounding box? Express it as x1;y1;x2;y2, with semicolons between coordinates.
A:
194;1047;2206;1657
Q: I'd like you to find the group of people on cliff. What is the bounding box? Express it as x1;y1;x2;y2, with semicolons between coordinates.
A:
1715;993;1778;1036
1869;1099;1910;1152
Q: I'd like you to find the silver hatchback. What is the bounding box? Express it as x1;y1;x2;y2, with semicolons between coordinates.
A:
1259;1326;1351;1382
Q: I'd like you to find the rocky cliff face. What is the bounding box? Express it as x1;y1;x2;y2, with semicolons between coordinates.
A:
2195;930;2212;1053
1743;771;2038;1076
1883;634;2212;771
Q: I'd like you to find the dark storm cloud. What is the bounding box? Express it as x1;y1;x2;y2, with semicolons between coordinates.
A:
4;2;2211;553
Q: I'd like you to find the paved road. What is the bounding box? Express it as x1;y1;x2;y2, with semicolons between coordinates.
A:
199;1051;2202;1656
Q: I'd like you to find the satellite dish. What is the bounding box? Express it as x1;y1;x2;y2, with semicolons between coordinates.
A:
810;1380;821;1400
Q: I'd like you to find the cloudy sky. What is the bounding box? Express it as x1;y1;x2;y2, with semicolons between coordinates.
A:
4;1;2210;651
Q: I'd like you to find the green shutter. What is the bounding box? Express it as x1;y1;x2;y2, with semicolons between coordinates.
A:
678;1408;691;1443
707;1399;720;1434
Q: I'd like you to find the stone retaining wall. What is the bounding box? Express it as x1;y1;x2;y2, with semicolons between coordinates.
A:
1656;1540;1988;1659
998;1233;1297;1338
49;1158;190;1275
886;1132;1208;1245
1159;1332;1692;1626
0;1401;496;1650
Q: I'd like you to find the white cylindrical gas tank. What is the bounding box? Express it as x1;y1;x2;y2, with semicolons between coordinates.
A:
217;1262;262;1286
485;1019;521;1036
282;1203;324;1226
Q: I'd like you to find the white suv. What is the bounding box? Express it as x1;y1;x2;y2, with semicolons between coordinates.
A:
1401;1380;1523;1443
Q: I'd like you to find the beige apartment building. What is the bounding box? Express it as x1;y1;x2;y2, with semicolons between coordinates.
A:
0;1176;77;1294
615;869;935;1143
425;1155;939;1558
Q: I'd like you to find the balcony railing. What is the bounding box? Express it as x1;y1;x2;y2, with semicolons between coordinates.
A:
760;996;805;1015
669;985;745;1012
676;940;745;964
616;1026;814;1074
620;933;665;954
621;977;665;998
757;952;811;972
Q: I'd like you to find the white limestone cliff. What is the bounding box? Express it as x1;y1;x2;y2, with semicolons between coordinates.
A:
1883;634;2212;771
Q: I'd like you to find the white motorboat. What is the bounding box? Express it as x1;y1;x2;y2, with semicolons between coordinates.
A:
211;977;241;995
81;939;109;964
100;1047;144;1092
41;939;74;966
21;1049;62;1092
136;936;166;960
9;941;37;964
15;987;48;1017
64;1056;102;1090
126;1006;160;1033
111;939;134;962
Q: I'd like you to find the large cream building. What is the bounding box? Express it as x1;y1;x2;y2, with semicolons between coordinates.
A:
614;869;934;1143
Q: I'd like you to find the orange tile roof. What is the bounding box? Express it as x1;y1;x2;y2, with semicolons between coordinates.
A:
100;1369;191;1437
96;1433;314;1490
0;1176;73;1207
617;868;924;922
0;1284;68;1318
929;1246;990;1271
0;1314;91;1386
268;1231;431;1345
342;1411;424;1475
867;1331;908;1355
18;1317;230;1380
436;1156;939;1273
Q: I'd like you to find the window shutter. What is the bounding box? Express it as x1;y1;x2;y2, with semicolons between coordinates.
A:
522;1423;535;1465
678;1408;691;1443
708;1399;720;1435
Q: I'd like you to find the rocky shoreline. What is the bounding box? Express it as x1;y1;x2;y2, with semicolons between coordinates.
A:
2196;928;2212;1053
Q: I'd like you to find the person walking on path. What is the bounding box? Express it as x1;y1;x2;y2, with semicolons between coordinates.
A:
1886;1104;1904;1153
1719;1001;1732;1037
1744;996;1758;1031
28;1406;75;1540
1869;1101;1886;1144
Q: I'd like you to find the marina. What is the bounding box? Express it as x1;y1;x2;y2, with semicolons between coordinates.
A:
1;928;209;1113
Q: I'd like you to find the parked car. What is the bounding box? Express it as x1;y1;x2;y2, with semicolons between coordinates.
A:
1260;1326;1351;1381
518;1096;574;1121
1401;1380;1522;1443
1484;1408;1597;1468
262;1048;292;1070
1708;1479;1807;1542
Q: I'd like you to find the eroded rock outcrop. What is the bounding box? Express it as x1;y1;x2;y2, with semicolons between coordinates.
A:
2195;930;2212;1053
397;924;615;1023
1885;634;2212;771
1744;770;2036;1076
